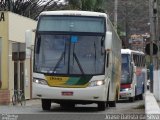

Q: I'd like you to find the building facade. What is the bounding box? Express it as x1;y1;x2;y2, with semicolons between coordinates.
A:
129;34;145;52
0;11;36;104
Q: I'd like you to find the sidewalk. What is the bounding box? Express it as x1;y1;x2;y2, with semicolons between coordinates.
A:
3;98;41;107
145;91;160;114
25;99;41;106
158;101;160;109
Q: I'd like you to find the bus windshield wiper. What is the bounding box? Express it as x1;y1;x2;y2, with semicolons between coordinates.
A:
73;52;85;74
53;52;65;72
53;40;67;72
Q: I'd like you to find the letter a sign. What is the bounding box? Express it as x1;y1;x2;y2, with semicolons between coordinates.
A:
0;12;5;21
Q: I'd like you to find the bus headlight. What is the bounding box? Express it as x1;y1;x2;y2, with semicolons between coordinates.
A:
89;80;105;87
124;88;132;91
33;78;48;85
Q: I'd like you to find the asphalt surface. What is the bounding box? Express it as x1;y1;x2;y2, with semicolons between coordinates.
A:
0;99;145;120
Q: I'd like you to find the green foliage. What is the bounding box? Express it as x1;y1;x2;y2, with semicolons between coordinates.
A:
0;0;66;20
66;0;106;12
67;0;82;10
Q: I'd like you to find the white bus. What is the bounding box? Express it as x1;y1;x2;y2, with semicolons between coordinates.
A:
29;11;121;111
120;49;147;102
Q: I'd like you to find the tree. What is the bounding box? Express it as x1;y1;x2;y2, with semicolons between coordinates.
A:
66;0;106;12
106;0;150;48
0;0;66;19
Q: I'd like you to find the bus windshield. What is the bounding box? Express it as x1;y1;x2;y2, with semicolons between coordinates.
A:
34;34;105;75
121;54;131;84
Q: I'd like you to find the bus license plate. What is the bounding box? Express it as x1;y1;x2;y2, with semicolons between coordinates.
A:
62;91;73;96
120;93;126;97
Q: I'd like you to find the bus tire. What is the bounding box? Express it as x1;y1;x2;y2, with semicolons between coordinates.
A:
108;90;117;107
129;97;135;102
108;101;116;107
134;87;138;100
42;99;51;111
138;85;144;100
98;102;106;111
139;94;143;100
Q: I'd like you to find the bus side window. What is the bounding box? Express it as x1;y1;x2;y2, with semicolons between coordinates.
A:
133;54;137;66
139;55;141;67
140;56;143;67
143;56;145;67
142;56;144;67
134;54;137;66
136;55;139;67
137;55;140;67
106;53;109;68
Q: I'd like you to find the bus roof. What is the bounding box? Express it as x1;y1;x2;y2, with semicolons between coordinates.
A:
39;10;108;18
121;49;144;55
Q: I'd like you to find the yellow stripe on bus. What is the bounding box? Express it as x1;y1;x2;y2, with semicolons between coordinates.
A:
46;76;69;86
45;76;89;88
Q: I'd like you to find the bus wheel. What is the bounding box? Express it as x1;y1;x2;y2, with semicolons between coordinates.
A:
129;97;135;102
108;101;116;107
139;94;143;100
98;102;106;111
42;99;51;111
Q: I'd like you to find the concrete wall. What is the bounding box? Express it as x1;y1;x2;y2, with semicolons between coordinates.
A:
0;11;37;104
8;12;36;43
0;11;9;90
8;12;36;100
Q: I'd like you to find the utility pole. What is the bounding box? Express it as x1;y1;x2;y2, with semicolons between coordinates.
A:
114;0;118;32
149;0;154;93
125;2;129;48
149;0;159;100
153;0;160;101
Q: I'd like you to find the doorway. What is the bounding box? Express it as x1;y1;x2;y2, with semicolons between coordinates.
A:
12;43;25;92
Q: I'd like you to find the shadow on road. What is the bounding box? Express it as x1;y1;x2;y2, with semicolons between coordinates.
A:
38;99;144;113
117;99;131;103
40;104;111;113
118;98;144;103
50;105;99;112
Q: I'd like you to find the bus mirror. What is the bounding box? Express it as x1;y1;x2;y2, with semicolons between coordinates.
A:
105;31;112;51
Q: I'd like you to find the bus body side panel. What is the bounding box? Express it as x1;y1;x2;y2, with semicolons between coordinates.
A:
135;68;146;96
106;18;121;102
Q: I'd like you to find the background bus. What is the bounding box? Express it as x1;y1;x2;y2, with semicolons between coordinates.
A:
27;10;121;111
120;49;147;102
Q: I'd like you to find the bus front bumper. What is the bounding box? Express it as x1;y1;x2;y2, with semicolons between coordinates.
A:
32;83;107;102
119;89;133;98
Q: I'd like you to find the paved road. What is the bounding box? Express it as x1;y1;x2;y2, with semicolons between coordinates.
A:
0;99;145;120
